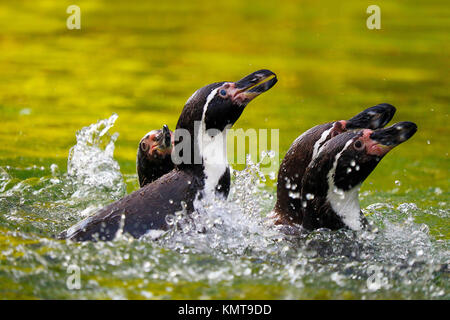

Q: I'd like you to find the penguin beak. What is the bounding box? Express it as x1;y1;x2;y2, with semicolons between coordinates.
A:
346;103;396;130
232;69;277;104
154;125;173;151
161;124;172;149
365;121;417;155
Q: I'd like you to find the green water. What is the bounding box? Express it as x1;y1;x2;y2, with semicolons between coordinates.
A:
0;0;448;299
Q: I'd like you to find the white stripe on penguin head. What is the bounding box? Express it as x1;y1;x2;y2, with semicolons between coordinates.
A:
312;126;334;160
326;139;363;230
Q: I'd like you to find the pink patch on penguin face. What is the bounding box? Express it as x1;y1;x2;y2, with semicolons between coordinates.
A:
359;129;392;156
329;120;348;138
141;130;172;159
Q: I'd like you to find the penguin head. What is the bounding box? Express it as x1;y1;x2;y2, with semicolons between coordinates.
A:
326;121;417;191
176;69;277;132
202;70;278;132
174;70;277;166
317;104;397;149
139;124;173;161
345;103;396;130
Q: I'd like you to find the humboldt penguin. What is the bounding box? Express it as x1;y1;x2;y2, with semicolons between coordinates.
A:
58;69;277;241
273;103;396;225
137;124;174;187
300;121;417;231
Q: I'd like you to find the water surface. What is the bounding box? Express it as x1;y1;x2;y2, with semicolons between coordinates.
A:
0;0;448;299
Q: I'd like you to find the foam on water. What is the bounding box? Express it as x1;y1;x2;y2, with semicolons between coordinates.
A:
0;115;448;299
157;155;284;257
150;156;449;298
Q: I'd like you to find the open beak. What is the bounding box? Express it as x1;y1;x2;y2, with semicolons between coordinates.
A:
346;103;396;130
155;125;173;151
232;69;277;104
369;121;417;148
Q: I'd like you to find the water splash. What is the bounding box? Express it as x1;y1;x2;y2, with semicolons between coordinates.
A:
0;115;127;236
0;117;448;299
67;113;126;201
158;154;283;257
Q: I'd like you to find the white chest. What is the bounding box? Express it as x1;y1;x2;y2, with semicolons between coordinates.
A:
197;88;229;199
325;139;363;230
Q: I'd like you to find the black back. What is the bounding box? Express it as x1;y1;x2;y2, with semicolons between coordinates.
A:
59;169;203;241
274;122;340;224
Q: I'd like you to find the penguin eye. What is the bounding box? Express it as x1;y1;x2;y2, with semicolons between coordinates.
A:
219;89;227;97
140;142;149;152
354;140;365;151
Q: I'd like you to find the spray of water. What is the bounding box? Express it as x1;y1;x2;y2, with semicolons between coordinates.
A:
0;114;447;299
67;113;126;201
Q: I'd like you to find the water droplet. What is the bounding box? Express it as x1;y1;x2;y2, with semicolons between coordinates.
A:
165;215;175;225
305;193;315;200
19;108;31;115
288;191;300;199
50;164;59;176
397;203;418;213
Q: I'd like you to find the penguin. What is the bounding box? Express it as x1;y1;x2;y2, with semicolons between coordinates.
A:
58;69;278;241
273;103;396;225
137;124;174;187
300;121;417;231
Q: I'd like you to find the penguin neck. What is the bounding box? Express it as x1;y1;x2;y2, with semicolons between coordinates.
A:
200;129;229;199
198;88;230;199
326;140;363;231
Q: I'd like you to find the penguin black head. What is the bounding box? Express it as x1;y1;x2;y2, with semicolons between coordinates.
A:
329;121;417;191
174;69;277;168
137;125;174;187
302;121;417;231
345;103;396;130
326;103;396;141
176;69;277;132
310;103;397;162
139;124;173;160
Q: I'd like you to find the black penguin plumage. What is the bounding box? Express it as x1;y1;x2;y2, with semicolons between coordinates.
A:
136;125;174;187
300;122;417;231
58;70;277;241
273;103;396;225
59;169;202;241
